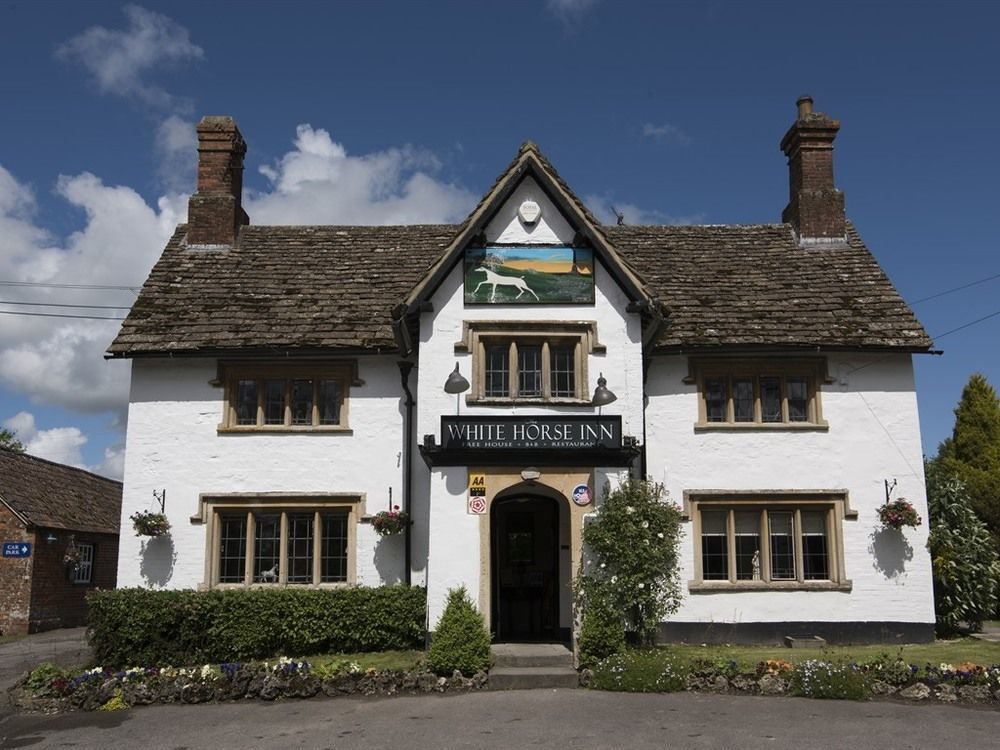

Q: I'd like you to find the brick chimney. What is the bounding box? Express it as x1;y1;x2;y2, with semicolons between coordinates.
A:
187;116;249;246
779;96;846;242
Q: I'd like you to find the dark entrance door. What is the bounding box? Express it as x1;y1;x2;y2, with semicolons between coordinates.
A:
491;495;559;642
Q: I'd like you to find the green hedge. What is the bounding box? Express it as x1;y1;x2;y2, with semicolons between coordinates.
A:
87;586;426;666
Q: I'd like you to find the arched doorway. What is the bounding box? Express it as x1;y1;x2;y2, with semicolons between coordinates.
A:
491;494;561;642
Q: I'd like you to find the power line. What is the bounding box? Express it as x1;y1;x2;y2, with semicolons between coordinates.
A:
0;300;133;310
911;271;1000;305
0;280;140;292
930;309;1000;341
0;310;126;321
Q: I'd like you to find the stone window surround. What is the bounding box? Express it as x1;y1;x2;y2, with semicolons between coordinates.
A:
454;320;606;405
216;360;362;433
685;356;833;431
683;490;855;593
193;493;365;589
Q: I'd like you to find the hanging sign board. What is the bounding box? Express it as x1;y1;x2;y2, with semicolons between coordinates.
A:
2;542;32;558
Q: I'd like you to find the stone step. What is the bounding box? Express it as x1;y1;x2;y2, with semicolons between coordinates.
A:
490;643;574;669
489;666;580;690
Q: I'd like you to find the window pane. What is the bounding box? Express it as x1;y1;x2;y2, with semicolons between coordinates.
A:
733;378;754;422
787;377;809;422
236;380;258;425
321;513;348;582
705;378;726;422
73;543;94;584
286;513;314;584
219;514;247;583
760;376;782;423
701;510;729;580
768;511;795;579
485;344;509;397
264;380;285;425
550;346;576;397
254;513;281;583
518;345;542;397
290;379;314;425
734;511;761;580
318;380;342;424
802;511;829;580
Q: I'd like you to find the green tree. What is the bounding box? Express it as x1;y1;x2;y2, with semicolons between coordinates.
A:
935;373;1000;542
0;428;25;453
574;479;683;649
925;460;1000;634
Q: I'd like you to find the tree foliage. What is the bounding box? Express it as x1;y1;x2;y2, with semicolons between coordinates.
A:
574;479;683;649
0;428;25;453
925;462;1000;634
934;373;1000;541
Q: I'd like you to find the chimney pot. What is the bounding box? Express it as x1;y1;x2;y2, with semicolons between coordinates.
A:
187;116;249;246
796;95;814;118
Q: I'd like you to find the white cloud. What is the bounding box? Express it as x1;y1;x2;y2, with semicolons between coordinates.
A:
641;122;692;146
155;115;197;193
3;411;87;470
584;193;707;226
248;125;475;225
547;0;600;28
55;4;203;112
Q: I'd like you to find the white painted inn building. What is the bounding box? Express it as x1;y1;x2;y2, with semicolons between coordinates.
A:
110;97;936;643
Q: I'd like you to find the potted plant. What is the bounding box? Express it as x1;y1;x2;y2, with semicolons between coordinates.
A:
131;509;171;537
877;498;921;530
371;506;409;536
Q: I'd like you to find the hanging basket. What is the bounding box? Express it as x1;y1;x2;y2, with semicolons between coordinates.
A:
371;507;409;536
131;510;171;537
877;498;921;530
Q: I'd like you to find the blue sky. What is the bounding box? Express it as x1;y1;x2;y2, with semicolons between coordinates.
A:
1;0;998;477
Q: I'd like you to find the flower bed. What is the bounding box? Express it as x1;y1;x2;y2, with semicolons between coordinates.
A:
584;650;1000;704
13;658;488;713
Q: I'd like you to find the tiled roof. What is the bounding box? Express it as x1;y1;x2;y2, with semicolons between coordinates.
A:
607;223;932;350
108;225;456;356
0;448;122;534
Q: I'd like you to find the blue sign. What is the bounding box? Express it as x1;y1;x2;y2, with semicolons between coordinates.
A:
2;542;32;558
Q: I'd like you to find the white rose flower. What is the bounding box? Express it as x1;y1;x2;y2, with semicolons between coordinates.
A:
657;532;665;539
642;520;649;528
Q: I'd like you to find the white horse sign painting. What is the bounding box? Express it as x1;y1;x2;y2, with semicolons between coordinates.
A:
463;246;595;304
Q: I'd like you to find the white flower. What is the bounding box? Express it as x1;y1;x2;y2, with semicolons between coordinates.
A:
611;575;618;584
641;520;649;528
638;582;645;589
625;506;635;514
657;532;664;539
600;562;606;568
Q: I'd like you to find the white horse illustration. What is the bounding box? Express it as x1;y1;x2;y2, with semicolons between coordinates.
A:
472;266;540;302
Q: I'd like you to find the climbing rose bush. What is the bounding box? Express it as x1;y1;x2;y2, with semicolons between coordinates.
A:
575;480;683;648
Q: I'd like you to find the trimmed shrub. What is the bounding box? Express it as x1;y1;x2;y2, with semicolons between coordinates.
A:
427;587;490;676
87;586;426;666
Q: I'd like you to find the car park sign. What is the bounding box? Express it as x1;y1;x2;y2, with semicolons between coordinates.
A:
2;542;32;558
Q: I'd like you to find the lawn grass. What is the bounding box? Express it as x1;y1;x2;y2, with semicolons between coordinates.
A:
307;649;424;672
663;637;1000;668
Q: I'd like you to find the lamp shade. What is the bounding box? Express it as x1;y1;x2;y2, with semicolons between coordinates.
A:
444;363;470;394
591;372;617;406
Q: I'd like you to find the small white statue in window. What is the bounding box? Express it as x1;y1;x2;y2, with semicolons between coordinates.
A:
259;564;278;583
751;550;761;580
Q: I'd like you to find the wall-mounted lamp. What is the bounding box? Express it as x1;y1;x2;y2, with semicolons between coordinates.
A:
45;531;58;544
591;372;618;409
444;362;470;415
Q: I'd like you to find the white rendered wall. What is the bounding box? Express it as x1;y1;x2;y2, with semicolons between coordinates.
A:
117;355;408;590
644;352;934;626
484;176;575;244
415;256;645;627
